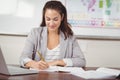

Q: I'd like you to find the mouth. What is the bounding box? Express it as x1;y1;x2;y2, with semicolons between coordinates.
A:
49;26;56;29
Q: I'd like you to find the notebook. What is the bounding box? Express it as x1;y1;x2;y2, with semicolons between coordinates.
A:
0;47;39;75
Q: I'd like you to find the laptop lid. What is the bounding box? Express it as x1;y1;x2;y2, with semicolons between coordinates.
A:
0;47;39;75
0;47;10;75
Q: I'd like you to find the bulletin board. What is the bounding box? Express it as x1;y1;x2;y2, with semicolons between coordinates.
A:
0;0;120;39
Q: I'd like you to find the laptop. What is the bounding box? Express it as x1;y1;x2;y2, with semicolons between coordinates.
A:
0;47;39;75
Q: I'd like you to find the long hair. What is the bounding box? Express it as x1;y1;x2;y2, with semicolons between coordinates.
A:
40;1;73;39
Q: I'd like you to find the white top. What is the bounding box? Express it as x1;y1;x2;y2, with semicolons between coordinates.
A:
45;44;73;67
45;44;61;62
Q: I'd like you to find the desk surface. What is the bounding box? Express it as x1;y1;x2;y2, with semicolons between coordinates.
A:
0;67;119;80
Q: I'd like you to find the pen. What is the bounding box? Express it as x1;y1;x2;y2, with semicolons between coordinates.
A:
37;51;45;61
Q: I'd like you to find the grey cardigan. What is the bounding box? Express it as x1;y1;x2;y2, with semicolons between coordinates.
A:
20;27;86;67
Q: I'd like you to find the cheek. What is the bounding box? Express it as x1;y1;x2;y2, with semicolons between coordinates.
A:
45;21;51;27
55;21;60;25
45;21;48;25
54;22;61;28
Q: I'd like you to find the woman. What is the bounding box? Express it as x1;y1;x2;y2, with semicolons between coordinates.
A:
20;1;86;70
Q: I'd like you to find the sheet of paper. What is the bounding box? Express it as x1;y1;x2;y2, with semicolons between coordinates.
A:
71;67;120;79
96;67;120;76
30;66;58;72
57;66;84;73
71;70;116;79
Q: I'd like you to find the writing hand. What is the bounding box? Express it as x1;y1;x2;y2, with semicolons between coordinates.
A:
25;60;49;70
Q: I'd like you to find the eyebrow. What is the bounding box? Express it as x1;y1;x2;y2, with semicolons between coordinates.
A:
45;16;59;19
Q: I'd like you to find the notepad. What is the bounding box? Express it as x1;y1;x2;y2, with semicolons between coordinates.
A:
30;66;84;73
71;67;120;79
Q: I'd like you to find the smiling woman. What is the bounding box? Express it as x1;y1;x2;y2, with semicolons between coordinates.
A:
19;1;86;70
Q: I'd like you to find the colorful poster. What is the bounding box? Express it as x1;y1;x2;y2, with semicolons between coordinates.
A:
65;0;120;28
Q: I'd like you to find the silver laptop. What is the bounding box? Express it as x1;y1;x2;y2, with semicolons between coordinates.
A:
0;47;39;75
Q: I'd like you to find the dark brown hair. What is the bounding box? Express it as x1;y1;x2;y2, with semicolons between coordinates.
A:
40;1;73;39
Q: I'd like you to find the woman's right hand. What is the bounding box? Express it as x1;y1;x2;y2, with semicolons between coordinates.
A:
25;60;49;70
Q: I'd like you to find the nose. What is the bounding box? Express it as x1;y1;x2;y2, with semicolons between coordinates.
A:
49;20;55;26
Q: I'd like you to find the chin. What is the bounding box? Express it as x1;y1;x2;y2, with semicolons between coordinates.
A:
50;29;57;32
49;28;57;31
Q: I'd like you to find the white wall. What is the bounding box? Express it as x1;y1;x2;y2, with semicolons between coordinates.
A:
78;39;120;68
0;35;120;68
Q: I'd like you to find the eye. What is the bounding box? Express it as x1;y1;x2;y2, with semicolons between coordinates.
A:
46;17;50;21
54;17;58;21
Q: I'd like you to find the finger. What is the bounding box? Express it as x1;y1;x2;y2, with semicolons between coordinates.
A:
38;64;48;70
38;61;49;69
39;66;47;70
39;61;49;67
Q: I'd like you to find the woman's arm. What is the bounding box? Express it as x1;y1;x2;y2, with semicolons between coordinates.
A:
19;28;42;67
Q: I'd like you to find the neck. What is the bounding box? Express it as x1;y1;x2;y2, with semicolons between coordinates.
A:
48;30;58;35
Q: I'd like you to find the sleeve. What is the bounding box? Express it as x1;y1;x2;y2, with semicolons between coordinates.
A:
63;59;73;67
19;28;39;67
63;36;86;67
71;37;86;67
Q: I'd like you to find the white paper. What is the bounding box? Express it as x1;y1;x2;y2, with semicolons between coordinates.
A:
71;67;120;79
96;67;120;76
30;66;120;79
30;66;84;73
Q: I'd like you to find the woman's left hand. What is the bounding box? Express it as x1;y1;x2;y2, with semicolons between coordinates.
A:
47;60;66;66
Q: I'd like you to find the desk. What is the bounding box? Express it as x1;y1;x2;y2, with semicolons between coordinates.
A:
0;67;119;80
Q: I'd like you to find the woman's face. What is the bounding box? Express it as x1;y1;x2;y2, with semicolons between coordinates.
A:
45;9;63;32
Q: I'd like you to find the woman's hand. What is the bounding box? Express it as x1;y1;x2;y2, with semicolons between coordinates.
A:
47;60;66;67
25;60;49;70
